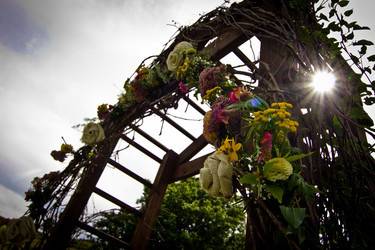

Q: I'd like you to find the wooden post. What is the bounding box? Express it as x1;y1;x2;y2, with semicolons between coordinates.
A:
130;150;179;249
42;138;118;250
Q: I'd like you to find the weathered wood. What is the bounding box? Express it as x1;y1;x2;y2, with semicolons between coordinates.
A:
150;106;196;141
120;134;162;163
178;134;208;164
107;158;153;188
42;138;119;250
93;187;142;217
172;153;211;182
181;95;207;115
130;125;170;152
203;29;247;61
232;47;258;72
130;150;179;249
77;221;130;248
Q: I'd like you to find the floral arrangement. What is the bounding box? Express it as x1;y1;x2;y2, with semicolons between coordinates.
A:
164;41;316;235
43;41;315;239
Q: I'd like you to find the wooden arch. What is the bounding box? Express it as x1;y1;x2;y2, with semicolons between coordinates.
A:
37;0;374;249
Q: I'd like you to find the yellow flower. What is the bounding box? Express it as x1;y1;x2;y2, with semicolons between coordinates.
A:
218;138;242;162
60;143;73;153
271;102;293;109
176;58;191;79
203;86;222;101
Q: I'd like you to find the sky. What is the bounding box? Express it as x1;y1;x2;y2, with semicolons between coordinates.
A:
0;0;374;218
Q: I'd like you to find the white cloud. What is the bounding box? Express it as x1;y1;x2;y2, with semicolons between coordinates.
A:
0;184;26;218
0;0;374;218
0;0;220;216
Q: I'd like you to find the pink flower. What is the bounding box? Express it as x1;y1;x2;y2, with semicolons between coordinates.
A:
228;86;252;103
178;81;189;94
229;91;239;103
258;131;272;163
212;97;231;123
199;65;226;96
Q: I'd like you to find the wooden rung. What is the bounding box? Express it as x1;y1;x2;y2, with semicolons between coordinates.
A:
120;134;162;163
93;187;141;217
108;158;153;188
129;125;169;152
172;153;211;182
181;95;206;115
150;106;196;141
178;134;208;164
232;47;258;72
76;221;129;248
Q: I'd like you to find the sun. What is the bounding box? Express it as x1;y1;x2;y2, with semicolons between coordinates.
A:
310;71;336;93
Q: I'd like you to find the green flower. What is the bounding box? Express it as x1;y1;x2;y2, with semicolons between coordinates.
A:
263;157;293;182
166;41;195;71
81;122;105;145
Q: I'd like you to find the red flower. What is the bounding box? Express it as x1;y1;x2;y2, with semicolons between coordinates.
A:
258;131;272;163
178;81;189;94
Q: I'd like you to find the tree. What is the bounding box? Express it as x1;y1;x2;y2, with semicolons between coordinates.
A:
84;178;245;249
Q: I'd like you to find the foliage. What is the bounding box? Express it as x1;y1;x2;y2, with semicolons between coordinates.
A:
27;0;375;249
85;178;245;249
0;216;40;249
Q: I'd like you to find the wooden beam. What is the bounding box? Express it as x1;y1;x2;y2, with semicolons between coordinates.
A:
42;138;119;250
93;187;142;217
178;134;208;165
76;221;129;248
150;106;196;141
120;134;162;163
172;153;211;182
131;150;179;249
130;125;169;152
203;29;248;61
232;47;258;72
181;95;206;115
107;158;153;188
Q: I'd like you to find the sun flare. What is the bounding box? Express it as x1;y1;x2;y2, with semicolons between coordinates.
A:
311;71;336;93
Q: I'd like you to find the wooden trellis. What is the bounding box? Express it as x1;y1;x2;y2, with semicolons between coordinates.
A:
38;0;375;249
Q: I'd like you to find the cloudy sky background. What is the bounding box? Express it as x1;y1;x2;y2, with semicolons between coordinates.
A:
0;0;374;218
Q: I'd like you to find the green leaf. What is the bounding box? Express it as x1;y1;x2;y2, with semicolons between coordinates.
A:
360;45;367;55
285;152;314;162
280;206;306;229
329;9;335;18
368;55;375;62
319;13;328;21
350;54;359;64
353;40;374;46
240;173;258;185
350;106;374;127
346;32;354;40
327;22;341;32
338;0;349;7
353;24;370;30
265;184;284;203
316;5;324;12
364;97;375;105
344;9;353;16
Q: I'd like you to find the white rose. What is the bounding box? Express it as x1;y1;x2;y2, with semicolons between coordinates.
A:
81;122;105;145
199;152;233;198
